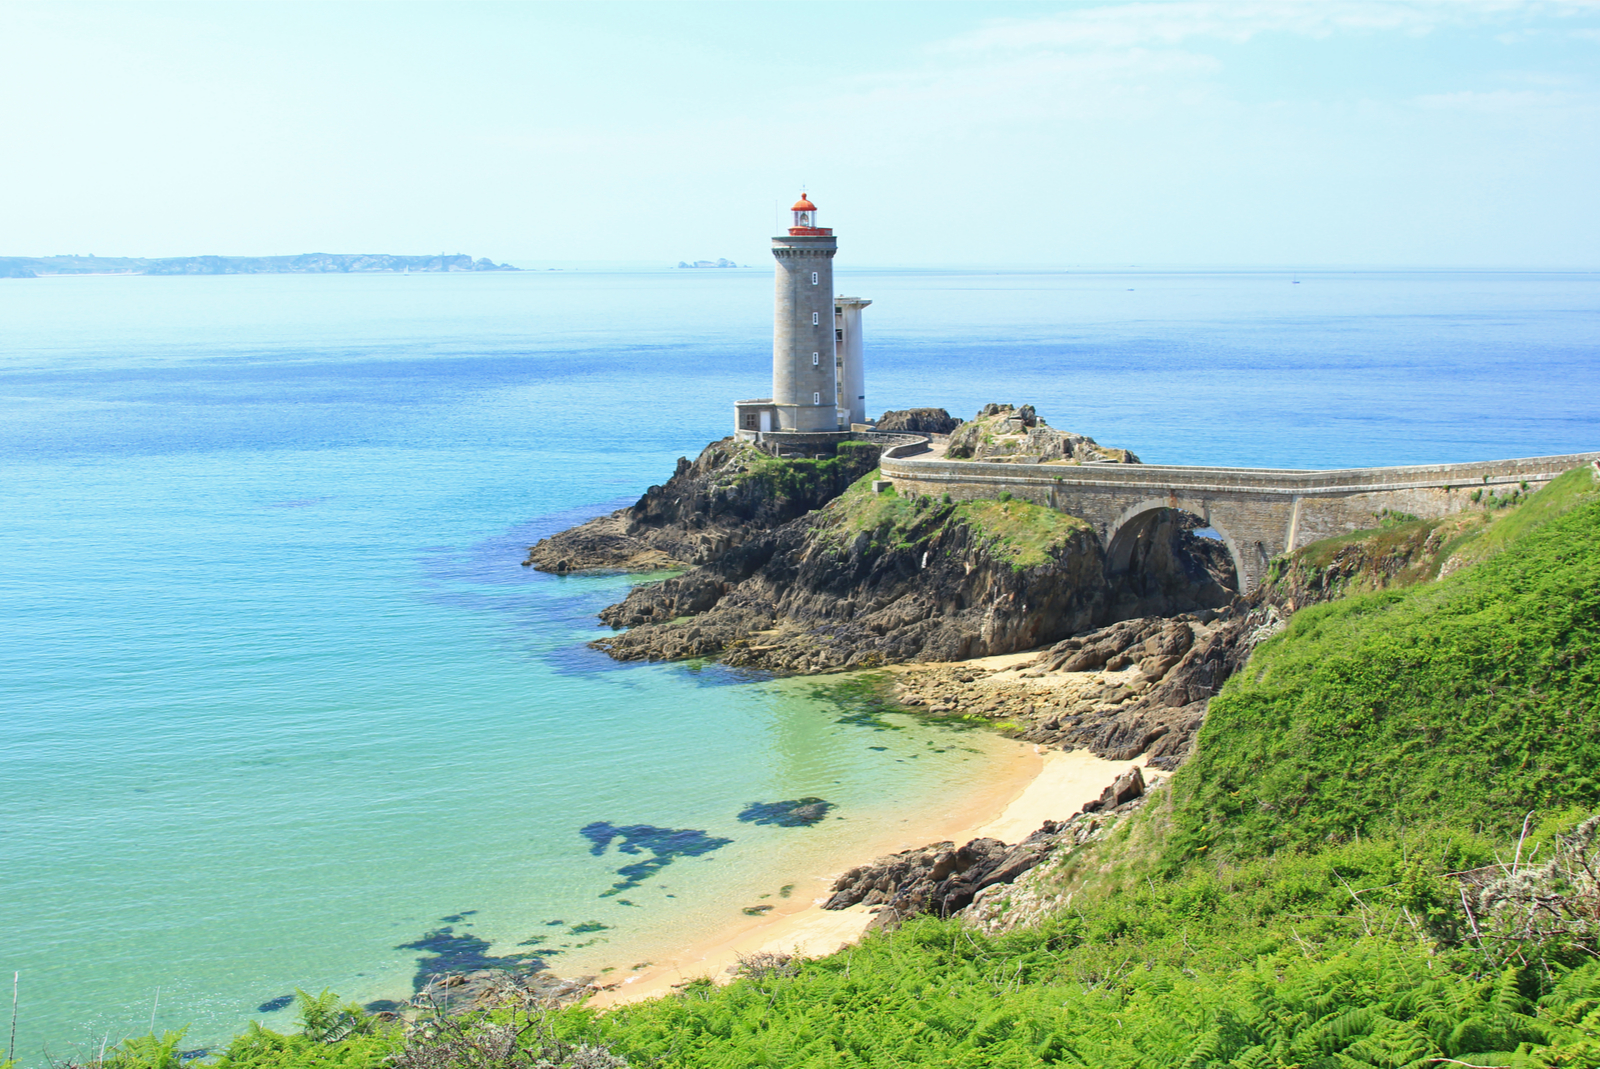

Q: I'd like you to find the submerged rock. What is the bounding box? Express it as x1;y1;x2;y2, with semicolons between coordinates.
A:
738;797;835;827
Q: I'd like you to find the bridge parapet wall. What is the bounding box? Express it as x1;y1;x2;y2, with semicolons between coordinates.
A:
878;445;1600;592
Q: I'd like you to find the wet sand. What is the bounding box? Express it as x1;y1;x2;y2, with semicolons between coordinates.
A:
588;740;1140;1009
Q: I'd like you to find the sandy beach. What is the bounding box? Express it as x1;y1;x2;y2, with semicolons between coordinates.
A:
588;732;1142;1009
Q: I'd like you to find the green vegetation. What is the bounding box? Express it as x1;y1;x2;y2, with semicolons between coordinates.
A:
1279;514;1460;573
1172;466;1600;862
77;467;1600;1068
1258;512;1473;601
732;442;881;503
823;471;1087;568
1261;469;1600;603
1446;467;1600;570
955;498;1088;568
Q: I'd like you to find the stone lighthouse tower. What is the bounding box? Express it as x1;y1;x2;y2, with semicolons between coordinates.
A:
769;193;838;432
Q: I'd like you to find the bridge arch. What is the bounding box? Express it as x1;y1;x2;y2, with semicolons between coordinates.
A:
1104;496;1246;596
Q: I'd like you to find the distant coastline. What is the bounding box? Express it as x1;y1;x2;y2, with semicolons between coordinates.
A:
0;252;517;278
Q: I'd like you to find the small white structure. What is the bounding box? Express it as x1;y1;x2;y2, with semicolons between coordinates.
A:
736;193;870;439
834;296;871;427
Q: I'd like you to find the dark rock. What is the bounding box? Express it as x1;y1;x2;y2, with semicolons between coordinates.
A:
875;408;960;434
823;769;1154;927
1105;509;1236;618
823;837;1028;923
524;437;879;573
1080;766;1145;812
1027;606;1277;770
591;502;1108;671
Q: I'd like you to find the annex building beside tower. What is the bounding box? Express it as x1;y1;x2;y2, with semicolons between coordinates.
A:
735;194;871;447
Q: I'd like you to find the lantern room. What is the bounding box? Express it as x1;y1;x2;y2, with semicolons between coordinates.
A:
788;193;832;236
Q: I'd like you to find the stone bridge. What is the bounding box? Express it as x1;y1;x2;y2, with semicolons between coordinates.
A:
879;444;1600;593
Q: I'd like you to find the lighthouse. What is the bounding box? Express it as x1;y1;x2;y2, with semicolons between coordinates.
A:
769;193;839;432
735;192;870;442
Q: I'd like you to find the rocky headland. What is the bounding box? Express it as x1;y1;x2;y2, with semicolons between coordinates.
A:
528;406;1232;674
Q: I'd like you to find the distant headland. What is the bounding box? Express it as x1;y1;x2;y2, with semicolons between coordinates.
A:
0;252;517;278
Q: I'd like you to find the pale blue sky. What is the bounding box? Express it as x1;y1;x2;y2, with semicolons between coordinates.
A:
2;1;1597;266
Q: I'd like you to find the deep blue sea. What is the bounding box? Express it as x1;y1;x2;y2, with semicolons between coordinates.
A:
2;266;1597;1061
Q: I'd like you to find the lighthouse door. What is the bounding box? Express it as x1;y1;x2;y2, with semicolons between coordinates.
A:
759;410;772;432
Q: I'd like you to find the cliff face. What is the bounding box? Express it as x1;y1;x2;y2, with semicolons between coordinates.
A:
1251;511;1486;613
523;438;882;572
593;487;1110;671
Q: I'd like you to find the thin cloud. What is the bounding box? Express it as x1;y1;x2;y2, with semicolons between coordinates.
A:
1415;87;1600;112
941;1;1569;54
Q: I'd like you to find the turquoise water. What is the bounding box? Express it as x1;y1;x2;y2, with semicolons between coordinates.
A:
2;268;1597;1060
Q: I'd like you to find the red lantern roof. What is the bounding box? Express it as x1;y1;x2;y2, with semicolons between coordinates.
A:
791;193;816;212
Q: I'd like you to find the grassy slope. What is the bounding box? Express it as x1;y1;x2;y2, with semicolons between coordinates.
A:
1169;467;1600;862
824;471;1090;568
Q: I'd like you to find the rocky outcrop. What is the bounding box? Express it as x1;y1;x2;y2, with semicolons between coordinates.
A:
523;438;881;572
875;408;961;435
1080;766;1146;813
822;769;1148;928
540;426;1250;733
591;493;1109;671
575;439;1245;673
960;800;1151;936
945;404;1140;465
887;606;1275;770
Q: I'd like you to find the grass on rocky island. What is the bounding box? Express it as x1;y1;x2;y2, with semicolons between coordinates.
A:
729;441;882;504
955;497;1090;569
824;470;1089;569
